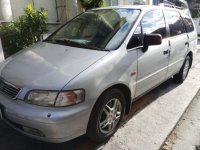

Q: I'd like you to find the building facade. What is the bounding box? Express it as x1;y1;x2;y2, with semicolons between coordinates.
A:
0;0;83;22
0;0;189;22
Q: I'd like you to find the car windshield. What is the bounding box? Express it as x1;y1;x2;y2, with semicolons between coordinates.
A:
45;8;140;50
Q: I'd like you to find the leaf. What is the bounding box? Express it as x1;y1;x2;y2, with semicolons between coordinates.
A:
0;3;48;57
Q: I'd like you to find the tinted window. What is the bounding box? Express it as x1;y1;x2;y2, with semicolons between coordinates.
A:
141;10;166;38
183;17;194;33
46;9;140;50
127;24;143;49
134;24;143;46
164;10;186;37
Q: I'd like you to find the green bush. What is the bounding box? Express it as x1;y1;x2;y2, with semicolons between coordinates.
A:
0;4;48;57
191;9;200;18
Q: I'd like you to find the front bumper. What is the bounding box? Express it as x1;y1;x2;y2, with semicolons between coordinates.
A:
0;93;90;143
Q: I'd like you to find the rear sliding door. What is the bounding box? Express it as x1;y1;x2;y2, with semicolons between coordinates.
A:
163;10;188;77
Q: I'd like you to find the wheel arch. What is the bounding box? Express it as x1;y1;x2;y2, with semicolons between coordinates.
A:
107;84;132;114
86;83;132;141
94;83;132;115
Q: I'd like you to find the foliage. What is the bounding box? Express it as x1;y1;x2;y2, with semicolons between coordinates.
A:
0;4;48;57
191;5;200;18
80;0;106;10
191;9;200;18
186;0;200;18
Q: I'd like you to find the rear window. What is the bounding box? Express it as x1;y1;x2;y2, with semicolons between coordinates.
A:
183;17;194;33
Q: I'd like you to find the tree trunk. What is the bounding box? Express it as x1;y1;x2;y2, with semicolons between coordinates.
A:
65;0;83;21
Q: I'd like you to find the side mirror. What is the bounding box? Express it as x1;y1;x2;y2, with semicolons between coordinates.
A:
143;34;162;47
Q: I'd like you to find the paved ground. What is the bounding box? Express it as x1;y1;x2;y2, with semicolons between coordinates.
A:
162;40;200;150
0;41;199;150
103;48;200;150
162;90;200;150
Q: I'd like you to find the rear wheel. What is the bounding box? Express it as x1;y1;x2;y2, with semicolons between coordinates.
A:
173;55;191;83
87;89;125;142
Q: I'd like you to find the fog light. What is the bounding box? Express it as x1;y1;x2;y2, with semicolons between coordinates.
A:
23;126;45;137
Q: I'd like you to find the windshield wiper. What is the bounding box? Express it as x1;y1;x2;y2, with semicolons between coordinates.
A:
43;39;53;42
51;39;109;51
80;44;109;51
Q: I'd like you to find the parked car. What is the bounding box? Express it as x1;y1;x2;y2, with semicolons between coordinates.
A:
0;5;197;143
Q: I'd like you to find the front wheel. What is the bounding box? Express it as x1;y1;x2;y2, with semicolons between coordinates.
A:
173;55;191;83
87;89;125;142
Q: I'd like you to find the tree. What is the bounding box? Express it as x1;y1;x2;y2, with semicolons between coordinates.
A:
186;0;192;4
186;0;200;18
80;0;106;10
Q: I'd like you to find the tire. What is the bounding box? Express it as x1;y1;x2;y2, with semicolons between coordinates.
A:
87;89;126;142
173;55;191;83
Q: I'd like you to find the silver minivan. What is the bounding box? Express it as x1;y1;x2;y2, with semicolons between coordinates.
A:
0;6;197;143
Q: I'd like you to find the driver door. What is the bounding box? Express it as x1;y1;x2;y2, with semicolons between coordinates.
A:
135;9;170;97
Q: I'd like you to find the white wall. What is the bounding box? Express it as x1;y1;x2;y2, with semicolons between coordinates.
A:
10;0;31;20
65;0;83;20
33;0;58;22
0;0;149;22
118;0;124;5
0;0;13;21
10;0;58;22
0;0;83;22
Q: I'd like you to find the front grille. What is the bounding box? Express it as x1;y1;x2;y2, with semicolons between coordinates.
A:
0;79;20;99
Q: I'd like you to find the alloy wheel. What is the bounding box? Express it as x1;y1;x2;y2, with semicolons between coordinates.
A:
98;98;122;134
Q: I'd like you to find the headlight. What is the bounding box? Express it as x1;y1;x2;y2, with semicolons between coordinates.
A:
26;89;85;107
55;90;85;107
26;91;58;107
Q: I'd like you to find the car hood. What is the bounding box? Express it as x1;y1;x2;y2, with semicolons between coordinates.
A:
0;42;109;90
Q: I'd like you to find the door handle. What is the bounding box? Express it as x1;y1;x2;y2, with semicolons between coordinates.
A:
163;50;170;55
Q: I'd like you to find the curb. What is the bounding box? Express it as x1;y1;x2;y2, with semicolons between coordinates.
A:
160;88;200;149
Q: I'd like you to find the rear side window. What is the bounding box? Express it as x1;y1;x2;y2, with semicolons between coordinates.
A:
183;17;194;33
141;10;167;38
164;10;186;37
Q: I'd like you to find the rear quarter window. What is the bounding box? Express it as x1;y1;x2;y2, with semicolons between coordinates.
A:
183;17;195;33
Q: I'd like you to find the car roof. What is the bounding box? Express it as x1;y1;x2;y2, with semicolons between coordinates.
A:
92;5;148;10
91;5;192;18
91;5;184;12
